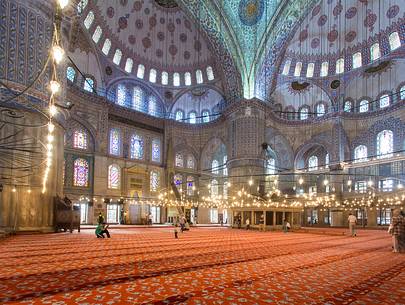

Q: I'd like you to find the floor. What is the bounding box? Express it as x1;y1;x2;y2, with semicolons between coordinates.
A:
0;228;404;305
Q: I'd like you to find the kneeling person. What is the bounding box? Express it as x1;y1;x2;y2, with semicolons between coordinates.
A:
96;223;110;238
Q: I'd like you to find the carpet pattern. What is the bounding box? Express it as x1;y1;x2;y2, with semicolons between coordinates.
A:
0;228;404;304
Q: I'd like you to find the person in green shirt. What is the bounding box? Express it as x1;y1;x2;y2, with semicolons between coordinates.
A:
95;223;110;238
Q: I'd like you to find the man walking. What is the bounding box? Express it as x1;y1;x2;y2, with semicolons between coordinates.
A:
348;213;357;237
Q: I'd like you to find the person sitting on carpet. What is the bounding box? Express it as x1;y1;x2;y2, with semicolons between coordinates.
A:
96;223;110;238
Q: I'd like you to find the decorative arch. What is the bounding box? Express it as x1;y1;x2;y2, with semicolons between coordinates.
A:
264;127;294;171
200;137;228;172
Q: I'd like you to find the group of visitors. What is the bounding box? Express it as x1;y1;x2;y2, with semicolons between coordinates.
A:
389;209;405;253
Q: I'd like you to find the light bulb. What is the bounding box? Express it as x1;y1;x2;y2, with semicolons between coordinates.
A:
398;183;403;189
49;81;60;94
347;180;352;186
368;180;373;186
57;0;69;9
52;45;65;64
248;179;253;186
49;105;57;116
12;186;17;192
27;189;31;193
47;134;54;143
298;177;304;185
323;179;329;186
227;182;231;187
48;123;55;132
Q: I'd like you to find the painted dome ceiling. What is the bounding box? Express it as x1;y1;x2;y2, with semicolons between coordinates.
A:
88;0;217;73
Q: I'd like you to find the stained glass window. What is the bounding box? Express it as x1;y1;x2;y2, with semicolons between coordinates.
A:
379;179;394;192
108;164;120;189
300;107;308;120
211;179;218;197
173;73;180;86
187;155;195;169
354;145;368;163
73;130;87;149
379;94;390;108
148;95;157;115
308;156;318;171
151;139;161;162
161;71;168;85
109;128;121;156
117;84;126;106
125;58;133;73
113;49;122;65
130;134;144;159
133;87;143;111
400;86;405;100
282;60;291;75
212;159;219;174
150;171;159;192
189;112;197;124
196;70;203;84
389;32;400;51
185;72;192;86
137;64;145;79
377;130;393;158
320;62;329;77
174;174;182;192
370;43;381;61
83;77;94;92
306;63;314;78
294;62;302;77
92;25;102;43
353;52;362;68
202;110;210;123
175;153;184;167
316;104;325;117
175;110;183;121
187;176;194;196
344;101;352;112
73;158;89;187
223;156;228;176
102;39;111;55
325;153;329;167
207;66;214;80
359;100;369;113
77;0;88;14
83;11;94;29
66;66;76;82
149;69;157;83
336;58;344;74
266;158;275;175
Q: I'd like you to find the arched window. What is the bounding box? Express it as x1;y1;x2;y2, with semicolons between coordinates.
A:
320;62;329;77
379;94;390;108
336;58;344;74
353;52;362;68
189;112;197;124
149;69;157;83
108;164;120;189
83;11;94;29
196;70;203;84
377;130;393;158
73;130;88;149
161;71;168;85
308;156;318;171
175;153;184;167
151;139;161;162
116;84;126;106
206;66;214;80
113;49;122;65
202;110;210;123
73;158;89;187
125;58;133;73
130;134;144;159
294;62;302;77
132;87;143;111
400;86;405;100
354;145;368;162
187;155;195;169
266;158;275;175
92;25;102;43
184;72;191;86
211;179;218;197
187;176;194;196
150;171;159;192
212;159;219;174
316;104;325;117
77;0;88;14
306;63;314;78
282;59;291;75
83;77;94;92
344;101;352;112
173;73;180;86
109;128;121;156
102;39;111;55
300;107;308;120
325;153;329;167
359;100;369;113
148;95;157;115
389;32;401;51
223;155;228;176
66;66;76;82
174;174;182;192
175;110;183;121
137;64;145;79
370;43;381;61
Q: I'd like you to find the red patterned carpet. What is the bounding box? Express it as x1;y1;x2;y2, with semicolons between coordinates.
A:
0;228;404;304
